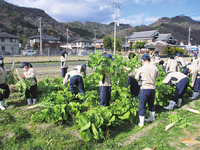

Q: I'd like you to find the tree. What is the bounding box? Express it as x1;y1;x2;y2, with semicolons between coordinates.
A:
32;43;37;50
19;38;23;44
129;42;133;51
103;36;112;50
132;41;147;51
111;38;121;51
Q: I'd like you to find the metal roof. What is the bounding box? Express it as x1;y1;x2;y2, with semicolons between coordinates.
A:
0;32;19;39
73;38;92;43
29;35;60;41
128;30;159;39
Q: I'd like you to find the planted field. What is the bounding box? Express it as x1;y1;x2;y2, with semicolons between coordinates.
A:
0;52;200;150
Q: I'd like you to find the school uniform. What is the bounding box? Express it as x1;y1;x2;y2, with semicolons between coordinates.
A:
63;70;85;100
0;65;10;110
60;53;68;77
73;64;86;75
135;62;159;116
192;57;199;66
187;65;200;99
166;59;180;72
127;69;140;96
176;57;186;69
99;54;114;106
163;71;189;110
23;68;37;101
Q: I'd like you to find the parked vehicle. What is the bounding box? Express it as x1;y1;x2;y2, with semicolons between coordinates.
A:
23;50;36;56
1;51;11;55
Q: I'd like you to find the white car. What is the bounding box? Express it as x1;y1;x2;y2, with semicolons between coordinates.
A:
23;50;36;56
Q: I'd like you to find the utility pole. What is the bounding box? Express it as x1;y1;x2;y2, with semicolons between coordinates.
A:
66;28;68;51
188;27;191;54
188;27;191;45
111;2;121;55
38;17;42;56
94;29;97;53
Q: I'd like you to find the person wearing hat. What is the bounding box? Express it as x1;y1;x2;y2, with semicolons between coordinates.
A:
163;69;189;110
158;60;166;72
0;56;10;110
73;64;87;75
187;65;200;100
191;53;199;67
175;53;186;70
135;54;159;127
20;62;37;105
60;51;68;77
101;50;107;56
166;56;180;73
99;54;114;106
63;68;85;101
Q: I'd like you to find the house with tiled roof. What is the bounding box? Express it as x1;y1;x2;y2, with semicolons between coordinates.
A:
0;32;20;54
124;30;178;52
29;35;60;52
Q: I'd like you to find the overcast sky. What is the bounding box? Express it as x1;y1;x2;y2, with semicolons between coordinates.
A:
6;0;200;26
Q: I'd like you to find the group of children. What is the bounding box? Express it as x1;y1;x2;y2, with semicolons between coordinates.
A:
0;56;37;110
1;51;199;129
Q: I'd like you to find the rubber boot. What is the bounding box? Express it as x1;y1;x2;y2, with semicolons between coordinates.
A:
177;99;182;107
144;111;155;122
163;100;175;110
195;92;199;99
3;99;8;107
138;116;145;127
0;101;5;110
133;97;136;103
27;98;32;106
33;98;37;104
189;92;198;100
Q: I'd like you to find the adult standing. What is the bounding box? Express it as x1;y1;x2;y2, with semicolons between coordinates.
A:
135;54;159;127
20;62;37;105
60;51;68;77
166;56;180;73
187;65;200;99
163;69;189;110
99;54;114;106
0;56;10;110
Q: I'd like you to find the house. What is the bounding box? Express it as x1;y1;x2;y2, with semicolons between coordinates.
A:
92;39;103;49
0;32;20;55
72;38;93;49
125;30;177;53
29;35;60;54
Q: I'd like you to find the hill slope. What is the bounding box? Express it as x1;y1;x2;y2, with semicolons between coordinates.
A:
149;15;200;45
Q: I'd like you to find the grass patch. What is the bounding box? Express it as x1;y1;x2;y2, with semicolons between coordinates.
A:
1;97;200;149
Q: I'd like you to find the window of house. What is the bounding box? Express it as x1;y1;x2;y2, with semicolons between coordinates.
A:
2;46;5;50
1;38;5;42
89;42;91;45
10;38;16;42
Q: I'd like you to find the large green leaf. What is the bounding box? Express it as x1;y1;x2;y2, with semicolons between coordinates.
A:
79;129;93;141
118;111;130;120
78;114;91;131
107;115;115;126
91;123;99;140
